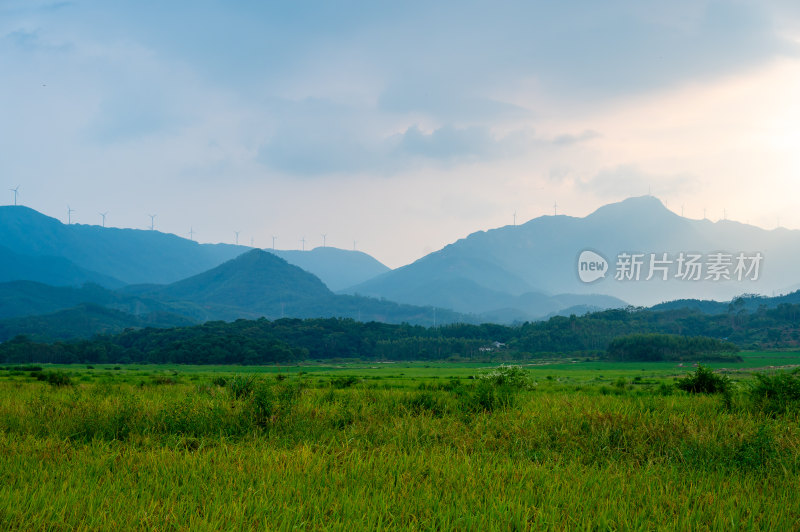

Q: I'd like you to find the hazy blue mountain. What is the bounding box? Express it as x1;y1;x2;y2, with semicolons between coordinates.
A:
0;280;192;321
0;303;194;342
268;247;390;291
152;249;332;317
346;196;800;312
0;246;123;288
0;206;248;285
0;281;121;319
146;249;465;325
0;206;391;293
0;250;461;340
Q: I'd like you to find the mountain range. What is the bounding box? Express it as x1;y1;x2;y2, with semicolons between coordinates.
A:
345;196;800;310
0;206;389;290
0;249;464;341
268;247;390;291
3;196;799;341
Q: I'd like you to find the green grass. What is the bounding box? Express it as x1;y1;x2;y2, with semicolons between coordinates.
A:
1;355;799;529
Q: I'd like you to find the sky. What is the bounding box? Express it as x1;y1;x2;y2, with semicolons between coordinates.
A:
2;0;800;268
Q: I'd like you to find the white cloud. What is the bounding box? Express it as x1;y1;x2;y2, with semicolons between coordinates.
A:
579;165;698;198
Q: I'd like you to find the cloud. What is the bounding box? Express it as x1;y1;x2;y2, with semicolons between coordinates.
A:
378;83;532;123
551;130;601;146
258;119;532;176
395;125;526;162
579;165;698;198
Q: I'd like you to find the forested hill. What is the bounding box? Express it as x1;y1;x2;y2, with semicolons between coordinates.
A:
3;301;800;364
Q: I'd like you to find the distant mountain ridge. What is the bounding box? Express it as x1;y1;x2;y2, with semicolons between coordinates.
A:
149;249;333;320
0;206;247;285
143;249;464;324
0;206;391;291
0;246;123;288
268;247;390;291
5;197;800;333
346;196;800;311
0;303;194;343
0;249;465;341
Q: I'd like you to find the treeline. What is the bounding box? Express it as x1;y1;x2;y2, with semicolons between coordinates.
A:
607;334;741;362
512;303;800;353
0;319;514;365
1;302;800;364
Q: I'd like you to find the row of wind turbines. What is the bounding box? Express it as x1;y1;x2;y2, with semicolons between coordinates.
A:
8;185;358;251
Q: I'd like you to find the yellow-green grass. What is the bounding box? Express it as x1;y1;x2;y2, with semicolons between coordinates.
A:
1;363;799;530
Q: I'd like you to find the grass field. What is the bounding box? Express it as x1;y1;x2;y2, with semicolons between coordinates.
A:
1;352;799;530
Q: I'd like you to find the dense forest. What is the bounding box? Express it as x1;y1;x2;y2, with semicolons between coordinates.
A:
1;300;799;364
606;333;740;362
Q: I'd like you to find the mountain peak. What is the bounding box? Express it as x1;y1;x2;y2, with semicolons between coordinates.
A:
156;248;332;312
586;195;676;221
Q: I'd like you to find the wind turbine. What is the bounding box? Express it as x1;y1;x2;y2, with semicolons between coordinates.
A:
99;212;108;227
10;186;19;206
353;240;357;251
234;231;240;245
67;205;75;225
250;237;254;247
148;214;156;231
189;227;196;241
553;202;558;216
300;236;306;251
513;211;516;226
271;235;277;250
321;233;327;247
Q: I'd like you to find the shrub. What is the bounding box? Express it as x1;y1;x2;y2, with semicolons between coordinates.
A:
228;375;256;399
211;376;228;387
1;365;42;372
657;382;674;396
248;380;275;426
676;365;730;394
330;376;359;389
404;391;446;416
33;370;72;387
750;371;800;415
438;378;461;392
477;364;533;389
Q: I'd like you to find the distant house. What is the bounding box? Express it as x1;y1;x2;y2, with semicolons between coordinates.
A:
479;341;507;352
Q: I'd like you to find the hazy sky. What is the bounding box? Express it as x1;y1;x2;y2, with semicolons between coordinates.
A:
3;1;800;267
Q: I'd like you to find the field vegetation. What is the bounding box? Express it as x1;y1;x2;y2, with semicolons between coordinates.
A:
1;353;799;529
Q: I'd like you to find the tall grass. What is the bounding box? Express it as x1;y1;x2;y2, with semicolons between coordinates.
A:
0;367;798;529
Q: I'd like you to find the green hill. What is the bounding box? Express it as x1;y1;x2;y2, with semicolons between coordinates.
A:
0;303;194;342
148;249;465;324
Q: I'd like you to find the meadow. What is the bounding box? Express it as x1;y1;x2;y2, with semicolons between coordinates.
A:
1;351;799;530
